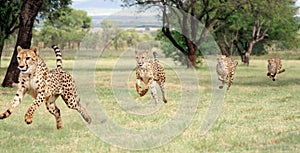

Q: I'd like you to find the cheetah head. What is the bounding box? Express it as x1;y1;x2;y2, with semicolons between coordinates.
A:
135;50;149;67
268;58;275;64
217;54;226;62
267;58;277;67
17;46;39;74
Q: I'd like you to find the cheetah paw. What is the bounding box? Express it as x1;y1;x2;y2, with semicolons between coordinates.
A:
25;116;33;124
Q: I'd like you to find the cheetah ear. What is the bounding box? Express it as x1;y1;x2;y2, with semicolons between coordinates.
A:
17;46;22;53
135;50;138;55
30;46;39;56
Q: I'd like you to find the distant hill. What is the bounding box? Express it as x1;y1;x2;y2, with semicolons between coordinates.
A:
91;15;162;28
91;8;162;28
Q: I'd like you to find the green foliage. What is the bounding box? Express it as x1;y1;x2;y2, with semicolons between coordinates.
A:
252;41;268;56
92;19;153;51
156;29;206;66
80;19;154;52
0;0;72;59
0;0;20;35
39;0;72;19
155;30;185;65
39;7;91;48
216;0;299;54
80;32;101;49
122;0;300;60
0;0;21;58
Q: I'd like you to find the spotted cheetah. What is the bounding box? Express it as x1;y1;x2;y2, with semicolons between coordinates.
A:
0;45;91;129
267;57;285;81
216;55;238;91
135;50;167;104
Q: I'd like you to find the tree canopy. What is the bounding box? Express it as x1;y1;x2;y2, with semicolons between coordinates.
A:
215;0;299;65
0;0;72;59
121;0;300;67
39;7;91;49
0;0;21;62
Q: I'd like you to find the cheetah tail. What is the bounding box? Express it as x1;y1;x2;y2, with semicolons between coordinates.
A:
153;51;159;62
52;45;62;69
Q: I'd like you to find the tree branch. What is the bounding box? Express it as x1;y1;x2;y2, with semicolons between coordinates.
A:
162;5;187;55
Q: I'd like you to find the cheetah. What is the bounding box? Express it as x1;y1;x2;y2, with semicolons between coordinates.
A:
135;50;167;104
216;55;238;91
267;57;285;81
0;45;91;129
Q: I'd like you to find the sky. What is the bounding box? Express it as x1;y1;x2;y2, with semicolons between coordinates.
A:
72;0;300;16
297;0;300;6
71;0;123;16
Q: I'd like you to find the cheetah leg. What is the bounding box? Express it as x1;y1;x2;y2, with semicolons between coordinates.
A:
219;80;225;89
158;82;167;103
45;95;62;129
149;81;159;104
135;79;142;95
271;73;277;81
136;79;149;96
218;75;224;81
61;92;91;124
0;86;26;119
24;92;46;124
227;76;233;91
278;69;285;74
218;76;225;89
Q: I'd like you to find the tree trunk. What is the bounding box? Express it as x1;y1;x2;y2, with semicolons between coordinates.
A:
0;36;5;67
185;37;197;68
77;41;80;50
2;0;43;87
186;53;197;68
243;52;250;66
243;42;254;66
217;42;230;56
162;6;198;69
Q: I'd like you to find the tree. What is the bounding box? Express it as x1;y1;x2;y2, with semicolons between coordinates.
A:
40;7;91;49
122;0;241;68
155;29;202;66
2;0;72;87
0;0;21;63
100;19;140;50
215;0;299;65
122;0;299;67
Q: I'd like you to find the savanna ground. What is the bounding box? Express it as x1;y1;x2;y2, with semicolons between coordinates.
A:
0;48;299;153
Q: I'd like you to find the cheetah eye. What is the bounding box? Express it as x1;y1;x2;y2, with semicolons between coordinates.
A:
26;57;30;60
142;56;144;59
17;57;21;60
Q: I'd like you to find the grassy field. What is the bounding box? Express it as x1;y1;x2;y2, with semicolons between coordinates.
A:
0;51;299;153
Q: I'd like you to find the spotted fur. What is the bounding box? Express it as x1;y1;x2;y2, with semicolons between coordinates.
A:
135;50;167;103
216;55;238;91
267;57;285;81
0;45;91;129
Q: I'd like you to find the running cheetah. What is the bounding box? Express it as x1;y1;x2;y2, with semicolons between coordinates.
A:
267;57;285;81
0;45;91;129
135;50;167;103
216;55;238;91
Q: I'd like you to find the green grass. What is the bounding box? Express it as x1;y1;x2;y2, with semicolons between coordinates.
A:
0;53;299;152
